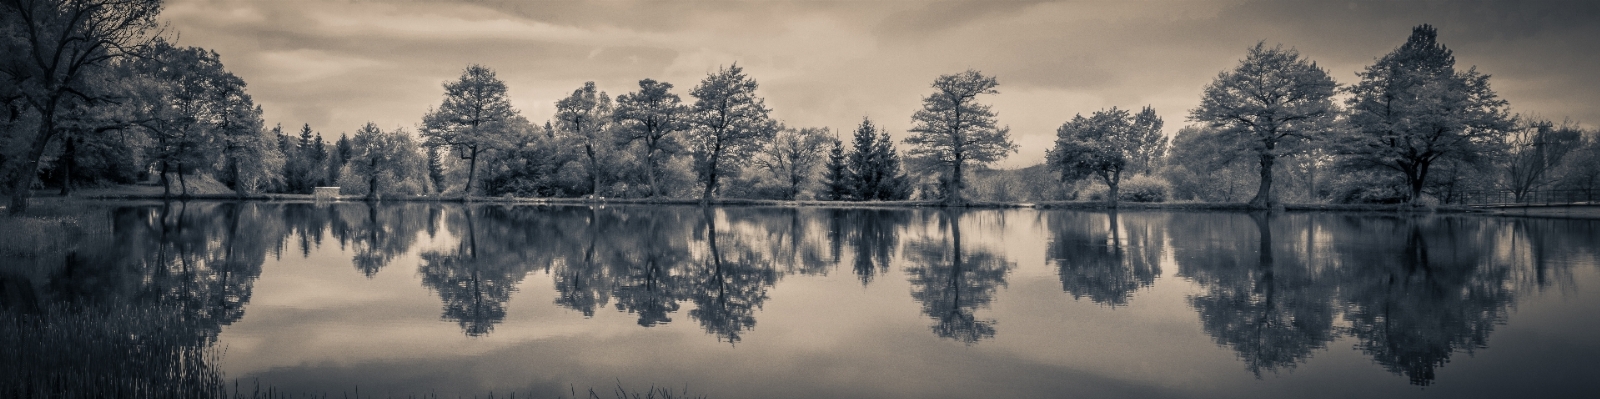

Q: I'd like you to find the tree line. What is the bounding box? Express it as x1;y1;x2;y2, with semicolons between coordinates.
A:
4;1;1597;213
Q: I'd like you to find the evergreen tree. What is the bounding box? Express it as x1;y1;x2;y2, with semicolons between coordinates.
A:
427;145;446;194
823;137;850;200
846;117;912;201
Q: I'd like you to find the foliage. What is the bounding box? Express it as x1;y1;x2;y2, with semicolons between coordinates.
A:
421;64;527;195
346;123;426;199
1500;118;1582;202
615;78;689;198
688;64;777;201
753;125;830;200
1336;24;1514;204
845;117;912;201
1048;106;1165;206
556;81;614;196
1191;42;1338;208
905;70;1016;205
1;0;164;213
821;137;850;200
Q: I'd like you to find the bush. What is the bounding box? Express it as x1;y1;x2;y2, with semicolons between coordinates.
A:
1080;174;1171;203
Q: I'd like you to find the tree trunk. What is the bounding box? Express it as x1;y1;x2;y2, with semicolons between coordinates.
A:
1106;170;1121;208
646;149;659;198
1249;154;1275;209
177;163;189;197
1408;162;1431;205
8;102;60;215
368;159;380;202
946;157;965;207
160;161;171;199
700;147;720;204
586;143;601;197
232;156;246;199
59;134;75;197
465;146;478;196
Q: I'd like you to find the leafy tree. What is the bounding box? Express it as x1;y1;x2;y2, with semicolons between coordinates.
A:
348;122;417;200
905;70;1016;206
821;136;850;200
1557;129;1600;200
130;40;230;198
1128;107;1168;175
1338;25;1513;204
1160;125;1256;202
1;0;162;213
1501;118;1582;202
847;117;912;201
688;64;777;202
1048;106;1165;207
421;64;525;195
207;61;277;198
1191;43;1338;208
755;126;830;200
614;78;688;198
555;81;613;196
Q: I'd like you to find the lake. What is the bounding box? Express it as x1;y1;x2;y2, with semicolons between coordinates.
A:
5;202;1599;398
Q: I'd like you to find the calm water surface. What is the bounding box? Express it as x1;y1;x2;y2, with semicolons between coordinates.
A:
8;202;1600;398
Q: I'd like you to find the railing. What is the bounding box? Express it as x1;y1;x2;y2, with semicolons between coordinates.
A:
1452;189;1598;207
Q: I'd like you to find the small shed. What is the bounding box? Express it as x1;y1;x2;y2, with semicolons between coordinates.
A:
313;187;341;201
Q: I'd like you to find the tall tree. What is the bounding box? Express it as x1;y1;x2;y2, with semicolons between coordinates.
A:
1191;43;1338;208
688;64;777;202
1048;106;1166;207
755;126;830;200
421;64;523;195
210;68;276;198
614;78;687;198
847;117;912;201
131;40;231;198
1;0;163;214
555;81;613;196
821;136;850;201
904;70;1016;206
1338;25;1513;204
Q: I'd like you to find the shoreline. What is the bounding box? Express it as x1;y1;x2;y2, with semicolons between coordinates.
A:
10;192;1587;220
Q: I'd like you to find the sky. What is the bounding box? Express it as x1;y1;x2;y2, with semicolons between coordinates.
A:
162;0;1600;169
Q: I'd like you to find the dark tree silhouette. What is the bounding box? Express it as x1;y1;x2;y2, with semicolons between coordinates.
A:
904;210;1012;343
1048;210;1162;307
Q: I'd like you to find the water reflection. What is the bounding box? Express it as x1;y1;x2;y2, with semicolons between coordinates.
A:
1174;212;1339;377
905;210;1014;344
1048;210;1163;307
5;202;1597;393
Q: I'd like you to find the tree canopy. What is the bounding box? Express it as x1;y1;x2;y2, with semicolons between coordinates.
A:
905;70;1016;206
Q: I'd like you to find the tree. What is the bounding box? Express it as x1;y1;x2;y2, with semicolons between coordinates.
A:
1501;118;1582;202
1191;43;1338;208
1048;106;1165;207
688;64;777;202
131;40;231;198
1128;107;1168;175
2;0;163;214
754;126;830;200
847;117;912;201
905;70;1016;206
421;64;524;195
821;137;850;201
615;78;688;198
555;81;613;196
348;122;411;200
1338;25;1513;204
426;145;445;194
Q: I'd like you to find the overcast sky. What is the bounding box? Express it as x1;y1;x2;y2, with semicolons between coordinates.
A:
164;0;1600;168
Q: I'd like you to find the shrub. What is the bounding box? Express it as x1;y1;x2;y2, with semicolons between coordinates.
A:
1080;175;1171;203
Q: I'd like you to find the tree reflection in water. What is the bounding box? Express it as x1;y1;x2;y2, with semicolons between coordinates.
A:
687;207;780;344
1048;210;1163;307
1335;216;1514;386
1175;212;1338;377
905;210;1013;344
